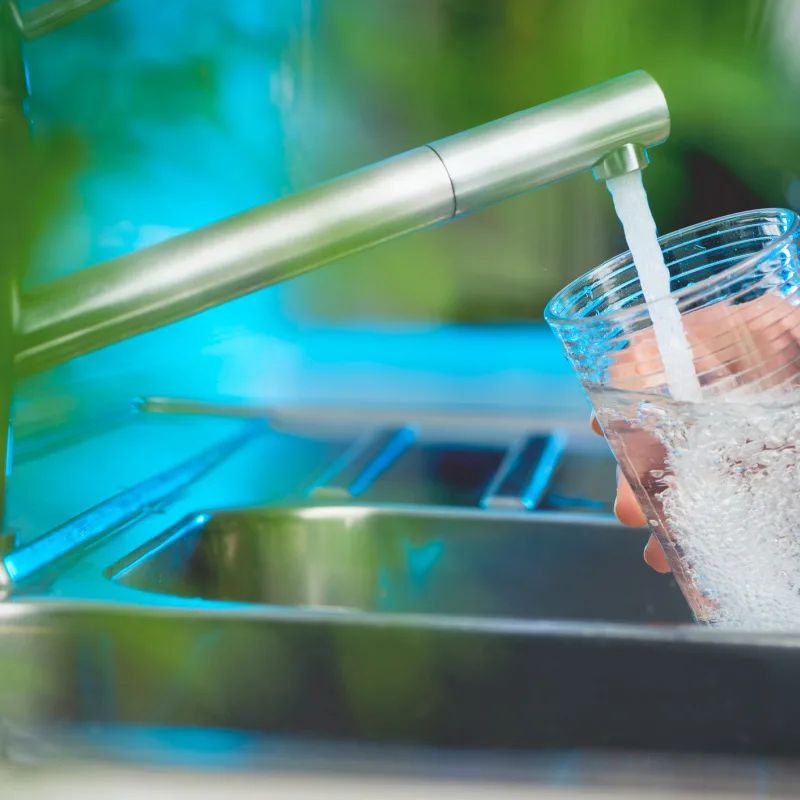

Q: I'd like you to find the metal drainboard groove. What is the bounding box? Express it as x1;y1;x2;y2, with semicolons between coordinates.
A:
480;433;567;511
13;399;142;465
306;427;417;501
3;423;260;586
306;426;568;512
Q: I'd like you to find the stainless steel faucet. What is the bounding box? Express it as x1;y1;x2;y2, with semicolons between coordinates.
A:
0;0;671;530
15;69;669;375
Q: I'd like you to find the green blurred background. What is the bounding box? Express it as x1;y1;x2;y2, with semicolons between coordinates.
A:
289;0;800;324
16;0;800;335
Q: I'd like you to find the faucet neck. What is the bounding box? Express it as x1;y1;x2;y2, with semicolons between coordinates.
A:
0;0;27;535
0;1;27;109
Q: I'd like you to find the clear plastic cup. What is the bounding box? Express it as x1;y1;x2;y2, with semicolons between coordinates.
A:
545;209;800;629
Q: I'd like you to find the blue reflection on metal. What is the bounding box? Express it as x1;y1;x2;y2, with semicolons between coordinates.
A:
63;725;257;770
4;430;251;583
404;539;444;585
377;539;443;610
348;427;416;496
520;432;567;510
111;513;211;584
77;632;117;720
4;423;12;481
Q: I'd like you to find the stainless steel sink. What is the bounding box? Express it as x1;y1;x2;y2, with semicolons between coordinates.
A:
111;505;691;624
7;402;800;763
0;601;797;760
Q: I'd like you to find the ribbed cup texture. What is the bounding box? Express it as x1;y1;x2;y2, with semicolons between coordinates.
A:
545;209;800;400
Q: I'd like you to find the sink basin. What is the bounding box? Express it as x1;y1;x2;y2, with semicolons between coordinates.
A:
111;506;691;624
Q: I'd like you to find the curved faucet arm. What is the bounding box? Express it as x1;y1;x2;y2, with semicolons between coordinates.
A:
15;70;670;377
10;0;115;40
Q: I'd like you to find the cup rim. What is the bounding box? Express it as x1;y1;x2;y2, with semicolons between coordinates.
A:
543;207;800;327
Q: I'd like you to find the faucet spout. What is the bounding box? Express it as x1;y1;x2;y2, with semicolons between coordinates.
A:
15;70;669;376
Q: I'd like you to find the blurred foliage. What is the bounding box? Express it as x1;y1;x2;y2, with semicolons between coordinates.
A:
284;0;800;323
0;128;83;291
313;0;797;208
0;1;84;291
10;0;800;329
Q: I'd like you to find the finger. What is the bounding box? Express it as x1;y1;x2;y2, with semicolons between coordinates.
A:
644;534;672;573
613;474;647;528
614;478;673;573
607;328;666;393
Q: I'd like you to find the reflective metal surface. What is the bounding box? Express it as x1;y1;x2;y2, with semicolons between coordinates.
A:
5;744;800;798
0;601;797;758
482;434;566;510
5;424;257;583
15;147;455;375
5;402;624;593
111;505;690;624
15;71;670;376
592;142;650;181
11;0;116;39
429;71;668;215
1;398;800;772
310;428;417;501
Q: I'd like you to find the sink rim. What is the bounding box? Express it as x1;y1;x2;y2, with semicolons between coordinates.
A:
115;500;622;528
102;502;680;628
106;500;625;579
5;596;800;650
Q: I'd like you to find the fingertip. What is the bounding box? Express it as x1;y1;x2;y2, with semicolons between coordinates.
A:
614;476;647;528
590;413;603;436
644;534;672;573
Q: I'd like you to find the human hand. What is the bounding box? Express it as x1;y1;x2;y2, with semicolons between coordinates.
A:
590;412;671;573
588;290;800;575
